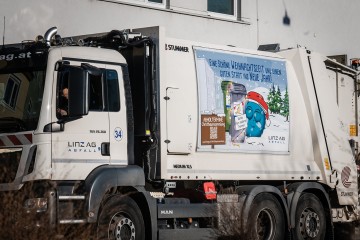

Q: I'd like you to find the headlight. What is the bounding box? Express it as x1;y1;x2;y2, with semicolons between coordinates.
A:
24;198;48;212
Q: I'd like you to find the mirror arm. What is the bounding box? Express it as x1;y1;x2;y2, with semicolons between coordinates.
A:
43;121;65;133
43;116;82;133
61;116;83;122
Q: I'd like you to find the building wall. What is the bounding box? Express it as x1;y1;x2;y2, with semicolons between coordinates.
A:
1;0;360;62
1;0;256;49
256;0;360;62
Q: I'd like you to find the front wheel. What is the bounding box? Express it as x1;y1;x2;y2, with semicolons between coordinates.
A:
294;193;326;240
96;195;145;240
246;193;285;240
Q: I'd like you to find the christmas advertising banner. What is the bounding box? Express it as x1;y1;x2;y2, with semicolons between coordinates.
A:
194;47;290;154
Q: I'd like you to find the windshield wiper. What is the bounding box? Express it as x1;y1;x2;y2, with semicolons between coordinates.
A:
0;117;27;133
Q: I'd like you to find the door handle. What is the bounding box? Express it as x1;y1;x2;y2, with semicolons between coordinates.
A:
101;142;110;156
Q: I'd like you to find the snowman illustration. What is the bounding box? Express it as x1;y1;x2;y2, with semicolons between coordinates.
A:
245;91;269;137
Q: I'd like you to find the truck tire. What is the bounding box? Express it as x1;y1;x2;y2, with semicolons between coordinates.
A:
246;193;285;240
294;193;326;240
96;195;145;240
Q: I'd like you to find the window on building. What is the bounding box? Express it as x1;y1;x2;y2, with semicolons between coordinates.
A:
208;0;235;16
3;75;20;109
119;0;164;6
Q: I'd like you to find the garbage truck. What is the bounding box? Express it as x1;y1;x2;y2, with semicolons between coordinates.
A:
0;26;359;239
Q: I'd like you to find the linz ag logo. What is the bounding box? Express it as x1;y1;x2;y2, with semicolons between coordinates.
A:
165;44;189;53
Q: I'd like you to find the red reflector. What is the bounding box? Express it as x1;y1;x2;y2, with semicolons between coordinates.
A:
203;182;217;200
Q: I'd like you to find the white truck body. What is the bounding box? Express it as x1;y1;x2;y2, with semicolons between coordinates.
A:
0;26;358;239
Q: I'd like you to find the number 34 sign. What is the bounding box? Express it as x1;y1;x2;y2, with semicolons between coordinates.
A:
114;127;123;141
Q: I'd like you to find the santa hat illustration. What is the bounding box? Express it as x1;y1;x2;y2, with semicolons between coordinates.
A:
246;91;269;120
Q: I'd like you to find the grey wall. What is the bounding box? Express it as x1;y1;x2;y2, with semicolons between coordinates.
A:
1;0;360;62
0;0;256;49
256;0;360;61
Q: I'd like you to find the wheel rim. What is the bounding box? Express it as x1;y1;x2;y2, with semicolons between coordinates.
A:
256;208;275;240
108;213;136;240
299;208;320;239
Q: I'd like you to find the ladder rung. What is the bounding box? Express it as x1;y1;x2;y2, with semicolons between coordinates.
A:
58;195;85;200
59;219;87;224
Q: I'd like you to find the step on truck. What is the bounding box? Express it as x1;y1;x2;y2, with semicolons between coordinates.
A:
0;26;359;239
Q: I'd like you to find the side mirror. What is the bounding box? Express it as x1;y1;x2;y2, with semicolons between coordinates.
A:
67;66;89;117
56;63;102;120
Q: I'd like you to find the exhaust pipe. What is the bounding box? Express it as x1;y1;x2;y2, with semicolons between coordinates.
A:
44;27;57;46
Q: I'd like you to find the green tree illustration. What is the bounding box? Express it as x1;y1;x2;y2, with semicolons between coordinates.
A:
274;86;283;114
267;84;276;114
281;86;289;121
268;85;282;114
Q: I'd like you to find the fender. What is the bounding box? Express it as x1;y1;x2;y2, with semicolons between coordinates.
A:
136;188;158;240
84;164;145;222
235;185;290;235
286;182;331;228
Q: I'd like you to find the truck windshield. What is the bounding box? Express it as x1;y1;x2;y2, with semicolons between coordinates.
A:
0;47;47;133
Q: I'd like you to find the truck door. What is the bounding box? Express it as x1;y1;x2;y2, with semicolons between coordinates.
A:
105;65;128;165
165;87;193;154
51;62;110;179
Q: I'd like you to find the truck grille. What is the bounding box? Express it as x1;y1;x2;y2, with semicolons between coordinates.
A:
0;148;22;183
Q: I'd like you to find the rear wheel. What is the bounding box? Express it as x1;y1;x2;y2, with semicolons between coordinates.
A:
96;195;145;240
246;193;285;240
294;193;326;240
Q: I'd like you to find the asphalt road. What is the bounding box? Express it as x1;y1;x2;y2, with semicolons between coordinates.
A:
334;223;360;240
